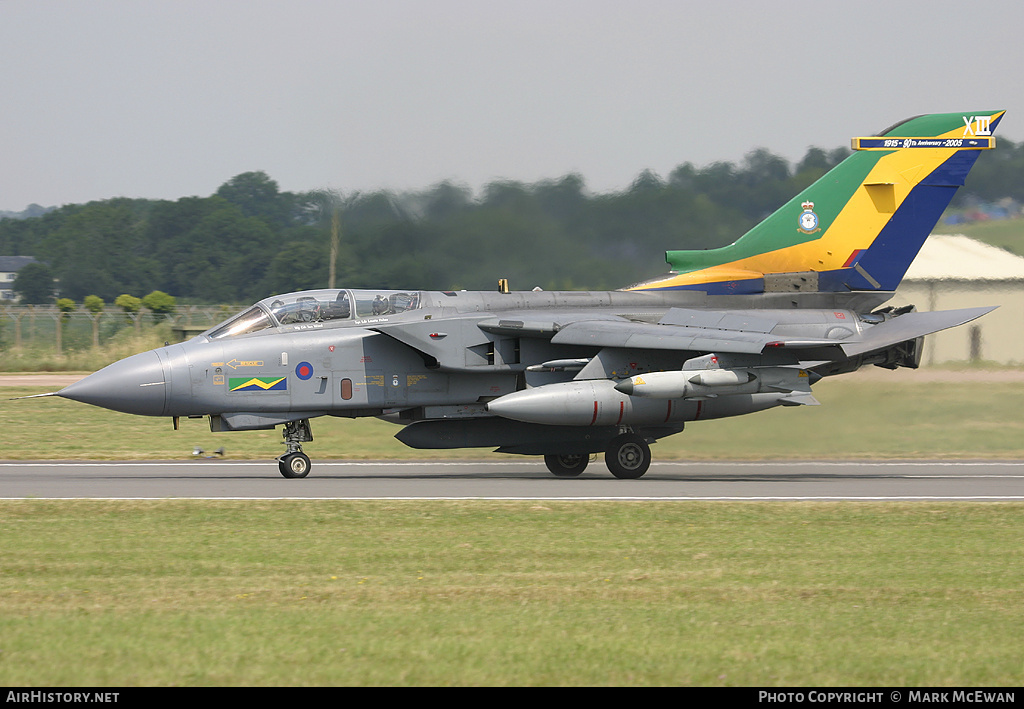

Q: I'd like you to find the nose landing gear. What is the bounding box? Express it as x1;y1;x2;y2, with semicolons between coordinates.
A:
278;419;314;478
279;451;311;478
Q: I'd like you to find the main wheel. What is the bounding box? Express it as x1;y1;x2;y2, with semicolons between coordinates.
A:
605;434;651;479
279;452;311;478
544;454;589;477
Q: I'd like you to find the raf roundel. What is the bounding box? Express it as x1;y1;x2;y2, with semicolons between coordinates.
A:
295;362;314;380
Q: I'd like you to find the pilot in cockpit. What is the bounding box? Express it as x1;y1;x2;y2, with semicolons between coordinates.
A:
323;291;351;319
275;297;321;324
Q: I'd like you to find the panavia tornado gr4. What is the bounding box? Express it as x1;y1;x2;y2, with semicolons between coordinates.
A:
42;111;1003;478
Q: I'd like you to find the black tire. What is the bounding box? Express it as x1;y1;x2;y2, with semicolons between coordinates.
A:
279;452;311;478
544;454;589;477
605;434;651;479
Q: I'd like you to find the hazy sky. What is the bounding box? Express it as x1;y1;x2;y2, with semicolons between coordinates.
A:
3;0;1022;210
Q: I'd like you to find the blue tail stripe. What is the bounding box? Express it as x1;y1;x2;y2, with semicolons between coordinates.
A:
815;149;983;292
856;150;982;290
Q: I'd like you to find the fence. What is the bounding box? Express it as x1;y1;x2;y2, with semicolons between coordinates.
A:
0;304;246;353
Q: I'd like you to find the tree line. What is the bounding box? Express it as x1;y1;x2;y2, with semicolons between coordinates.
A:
3;138;1023;305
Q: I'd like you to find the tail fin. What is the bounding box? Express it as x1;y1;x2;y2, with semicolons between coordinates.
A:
630;111;1004;294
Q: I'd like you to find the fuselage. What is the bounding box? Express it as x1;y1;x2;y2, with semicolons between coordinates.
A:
57;286;893;430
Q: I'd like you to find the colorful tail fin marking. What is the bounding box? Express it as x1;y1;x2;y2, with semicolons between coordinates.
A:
629;111;1004;294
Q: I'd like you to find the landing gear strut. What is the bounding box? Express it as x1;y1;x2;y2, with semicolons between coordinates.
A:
278;419;313;478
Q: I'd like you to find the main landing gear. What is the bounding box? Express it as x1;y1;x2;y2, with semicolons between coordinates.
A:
604;433;651;479
544;453;589;477
278;419;313;478
544;432;653;479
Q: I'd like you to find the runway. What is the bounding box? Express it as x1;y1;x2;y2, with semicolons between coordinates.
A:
2;459;1024;500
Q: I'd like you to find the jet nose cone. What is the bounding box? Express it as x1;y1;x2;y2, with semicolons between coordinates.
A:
58;350;168;416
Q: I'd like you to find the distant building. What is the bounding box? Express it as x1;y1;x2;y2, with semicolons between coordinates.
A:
892;235;1024;366
0;256;40;301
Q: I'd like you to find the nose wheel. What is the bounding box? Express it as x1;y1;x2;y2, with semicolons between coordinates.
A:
277;419;314;478
279;451;311;478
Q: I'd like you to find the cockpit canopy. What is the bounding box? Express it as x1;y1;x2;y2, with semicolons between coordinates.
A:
204;288;422;340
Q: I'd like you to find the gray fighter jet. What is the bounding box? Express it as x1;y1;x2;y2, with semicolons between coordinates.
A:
42;111;1004;478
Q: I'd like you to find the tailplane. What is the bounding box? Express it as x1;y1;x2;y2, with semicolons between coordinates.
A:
630;111;1004;294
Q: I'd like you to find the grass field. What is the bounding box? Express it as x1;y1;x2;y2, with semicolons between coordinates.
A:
4;371;1024;461
1;500;1022;686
